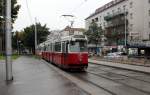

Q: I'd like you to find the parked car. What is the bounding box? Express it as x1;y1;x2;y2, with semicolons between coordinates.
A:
104;53;122;59
114;52;127;55
88;52;94;57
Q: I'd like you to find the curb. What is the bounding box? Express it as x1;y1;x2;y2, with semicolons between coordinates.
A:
89;59;150;74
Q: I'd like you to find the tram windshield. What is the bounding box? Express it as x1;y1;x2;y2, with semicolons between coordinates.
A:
69;41;87;52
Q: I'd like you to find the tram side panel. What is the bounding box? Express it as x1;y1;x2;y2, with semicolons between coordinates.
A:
53;52;62;66
65;53;88;67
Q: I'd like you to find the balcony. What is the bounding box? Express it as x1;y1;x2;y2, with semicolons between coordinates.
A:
105;20;127;28
104;11;127;21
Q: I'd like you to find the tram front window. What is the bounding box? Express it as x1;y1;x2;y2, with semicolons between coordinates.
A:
69;41;87;52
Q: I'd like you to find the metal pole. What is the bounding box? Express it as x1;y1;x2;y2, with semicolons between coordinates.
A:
17;40;19;55
125;9;127;47
34;18;37;54
5;0;13;81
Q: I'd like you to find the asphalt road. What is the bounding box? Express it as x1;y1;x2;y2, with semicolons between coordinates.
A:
71;63;150;95
1;56;150;95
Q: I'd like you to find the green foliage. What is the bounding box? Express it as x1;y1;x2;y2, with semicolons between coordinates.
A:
84;22;103;45
21;23;50;53
0;0;21;24
0;54;20;60
0;0;20;53
11;0;21;23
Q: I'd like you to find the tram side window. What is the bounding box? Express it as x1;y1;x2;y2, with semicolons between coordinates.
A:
55;42;61;52
62;42;66;53
51;43;53;52
51;44;52;52
47;45;50;51
46;45;48;51
50;43;53;52
44;46;46;51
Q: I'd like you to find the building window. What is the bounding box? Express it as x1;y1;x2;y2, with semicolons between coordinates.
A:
95;17;98;22
103;22;105;27
123;5;126;11
92;19;94;22
130;13;133;19
112;10;115;15
118;8;121;13
130;24;133;31
107;12;110;15
130;2;133;8
99;24;102;27
99;16;101;22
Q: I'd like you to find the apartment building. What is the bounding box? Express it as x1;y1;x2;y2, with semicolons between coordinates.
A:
85;0;150;55
61;26;85;37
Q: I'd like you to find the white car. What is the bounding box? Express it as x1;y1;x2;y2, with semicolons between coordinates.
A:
104;53;122;59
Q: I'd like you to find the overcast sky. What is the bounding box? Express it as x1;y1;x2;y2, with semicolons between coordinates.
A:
13;0;111;31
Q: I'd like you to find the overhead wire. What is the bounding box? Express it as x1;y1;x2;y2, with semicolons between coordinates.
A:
69;0;88;15
69;0;107;15
25;0;33;24
67;0;106;27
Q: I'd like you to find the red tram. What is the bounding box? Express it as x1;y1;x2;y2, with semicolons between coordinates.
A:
37;35;88;70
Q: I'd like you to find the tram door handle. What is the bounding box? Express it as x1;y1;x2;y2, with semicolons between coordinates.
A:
64;53;68;57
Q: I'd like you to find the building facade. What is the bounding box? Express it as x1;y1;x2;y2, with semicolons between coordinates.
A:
61;26;85;37
85;0;150;55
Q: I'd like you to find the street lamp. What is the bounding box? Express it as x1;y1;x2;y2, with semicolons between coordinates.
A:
124;8;127;47
61;14;75;28
34;18;37;55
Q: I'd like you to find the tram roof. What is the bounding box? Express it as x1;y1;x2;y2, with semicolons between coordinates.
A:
61;35;87;42
39;35;87;46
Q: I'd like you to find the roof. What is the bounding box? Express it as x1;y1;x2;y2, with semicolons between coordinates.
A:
63;26;85;32
85;0;126;20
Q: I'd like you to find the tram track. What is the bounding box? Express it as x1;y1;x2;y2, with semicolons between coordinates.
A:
71;73;117;95
43;59;150;95
85;63;150;95
88;63;150;83
73;71;150;95
86;71;150;95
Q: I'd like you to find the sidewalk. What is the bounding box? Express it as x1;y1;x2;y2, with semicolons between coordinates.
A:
89;58;150;74
0;56;88;95
90;56;150;66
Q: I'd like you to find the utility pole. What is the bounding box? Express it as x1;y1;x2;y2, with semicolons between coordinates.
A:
34;18;37;55
5;0;13;81
61;14;75;27
124;9;127;47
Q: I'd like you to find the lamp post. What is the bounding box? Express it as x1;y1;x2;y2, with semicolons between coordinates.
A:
34;18;37;55
61;15;75;28
5;0;13;81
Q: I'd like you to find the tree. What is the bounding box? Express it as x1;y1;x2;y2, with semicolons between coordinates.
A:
22;23;50;54
84;22;103;54
0;0;20;54
85;22;103;46
0;0;20;23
